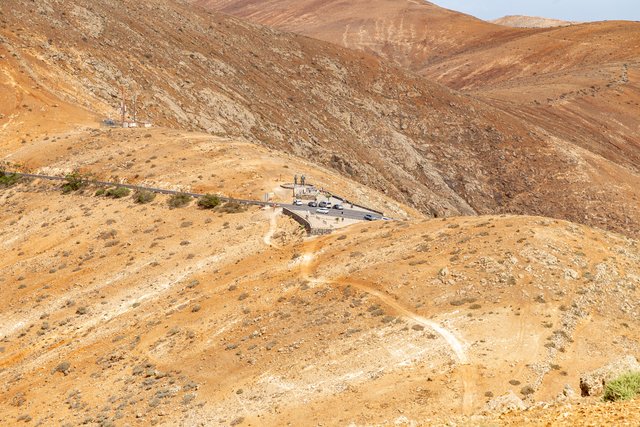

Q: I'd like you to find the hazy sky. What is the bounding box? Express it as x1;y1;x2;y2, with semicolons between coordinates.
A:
432;0;640;22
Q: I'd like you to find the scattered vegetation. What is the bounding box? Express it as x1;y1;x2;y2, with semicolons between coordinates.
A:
61;172;86;193
105;187;131;199
133;190;156;204
168;193;192;208
218;201;247;214
520;385;535;396
603;372;640;402
197;194;221;209
53;361;71;376
0;171;20;187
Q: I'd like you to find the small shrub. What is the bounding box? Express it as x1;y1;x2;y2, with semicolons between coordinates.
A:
603;372;640;402
197;194;221;209
61;172;85;193
168;193;191;208
219;201;247;214
95;188;105;196
53;361;71;376
105;187;130;199
0;172;20;187
133;190;156;204
520;385;535;396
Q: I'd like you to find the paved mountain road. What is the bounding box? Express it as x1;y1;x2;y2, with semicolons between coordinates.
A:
4;172;383;222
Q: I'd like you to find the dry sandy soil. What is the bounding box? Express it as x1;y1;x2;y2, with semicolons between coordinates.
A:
1;182;639;425
1;0;640;425
2;0;640;238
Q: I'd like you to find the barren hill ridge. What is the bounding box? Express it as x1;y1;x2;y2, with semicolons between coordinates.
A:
491;15;579;28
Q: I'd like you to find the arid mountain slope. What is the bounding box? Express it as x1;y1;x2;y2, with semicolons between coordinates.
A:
491;15;578;28
2;0;639;237
197;0;638;91
194;0;528;72
1;180;639;424
192;0;640;236
1;1;640;424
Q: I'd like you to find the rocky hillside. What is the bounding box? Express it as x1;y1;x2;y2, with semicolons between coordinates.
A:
3;174;640;424
192;0;640;238
1;177;639;425
193;0;524;72
1;1;639;425
1;0;639;237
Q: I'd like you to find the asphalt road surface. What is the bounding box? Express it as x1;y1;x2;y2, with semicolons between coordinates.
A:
284;204;380;221
5;171;385;220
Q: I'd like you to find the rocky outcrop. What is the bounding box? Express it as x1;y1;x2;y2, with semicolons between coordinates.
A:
484;391;526;414
579;355;640;397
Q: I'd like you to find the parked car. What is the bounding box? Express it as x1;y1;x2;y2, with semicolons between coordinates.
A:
293;199;303;206
316;207;330;214
318;201;329;208
332;204;344;210
308;201;318;207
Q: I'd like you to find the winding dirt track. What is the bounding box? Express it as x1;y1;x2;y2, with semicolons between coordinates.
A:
298;236;477;412
262;207;283;248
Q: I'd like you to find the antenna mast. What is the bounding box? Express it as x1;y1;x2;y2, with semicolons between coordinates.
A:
132;93;138;124
120;86;127;126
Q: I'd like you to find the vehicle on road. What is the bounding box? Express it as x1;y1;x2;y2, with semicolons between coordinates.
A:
293;199;303;206
308;201;318;207
332;204;344;210
319;201;330;208
316;207;330;214
364;213;379;221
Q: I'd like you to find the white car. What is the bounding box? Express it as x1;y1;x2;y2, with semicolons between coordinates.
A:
316;207;330;214
293;199;303;206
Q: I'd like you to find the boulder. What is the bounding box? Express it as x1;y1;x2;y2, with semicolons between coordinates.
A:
579;355;640;396
556;384;577;402
484;390;526;414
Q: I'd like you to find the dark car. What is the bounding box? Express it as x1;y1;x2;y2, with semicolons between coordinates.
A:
308;201;318;207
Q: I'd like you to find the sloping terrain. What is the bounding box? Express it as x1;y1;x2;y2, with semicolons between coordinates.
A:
1;0;640;424
1;184;639;424
193;0;524;72
497;397;640;426
2;0;639;238
193;0;640;238
491;15;578;28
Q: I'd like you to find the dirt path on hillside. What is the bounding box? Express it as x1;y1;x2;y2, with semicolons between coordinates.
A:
298;237;477;412
262;207;282;247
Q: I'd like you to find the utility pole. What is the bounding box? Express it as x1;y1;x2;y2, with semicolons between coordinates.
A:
132;93;137;124
120;86;127;126
293;174;297;199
